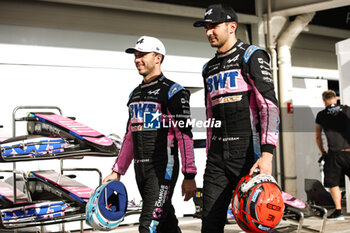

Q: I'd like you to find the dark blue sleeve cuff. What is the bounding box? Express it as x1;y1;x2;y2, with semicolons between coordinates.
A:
261;144;275;154
184;173;196;180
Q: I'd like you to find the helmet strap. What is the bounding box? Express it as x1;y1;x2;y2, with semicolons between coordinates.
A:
241;174;279;193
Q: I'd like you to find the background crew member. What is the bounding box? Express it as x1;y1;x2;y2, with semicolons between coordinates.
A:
315;89;350;220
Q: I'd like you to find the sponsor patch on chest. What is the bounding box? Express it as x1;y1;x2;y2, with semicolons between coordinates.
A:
212;95;242;106
129;101;160;121
206;70;239;93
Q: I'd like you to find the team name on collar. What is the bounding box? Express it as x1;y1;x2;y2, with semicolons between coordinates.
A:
141;75;165;88
141;80;158;88
216;41;244;59
216;47;237;58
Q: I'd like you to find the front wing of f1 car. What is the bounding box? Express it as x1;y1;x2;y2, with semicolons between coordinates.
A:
0;112;120;162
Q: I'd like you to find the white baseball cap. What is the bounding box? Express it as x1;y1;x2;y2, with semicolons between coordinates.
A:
125;36;166;56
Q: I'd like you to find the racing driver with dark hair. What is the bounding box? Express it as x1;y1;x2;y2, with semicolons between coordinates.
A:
103;36;197;233
194;3;280;233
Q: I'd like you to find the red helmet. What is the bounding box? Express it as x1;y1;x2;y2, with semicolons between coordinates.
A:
232;173;284;233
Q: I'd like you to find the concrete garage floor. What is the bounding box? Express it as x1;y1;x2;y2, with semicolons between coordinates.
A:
83;214;350;233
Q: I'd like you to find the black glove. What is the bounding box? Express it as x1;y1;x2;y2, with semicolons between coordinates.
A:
318;151;327;163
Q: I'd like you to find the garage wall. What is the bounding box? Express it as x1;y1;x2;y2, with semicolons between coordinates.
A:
292;78;328;201
0;0;250;52
292;33;341;70
0;0;206;42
